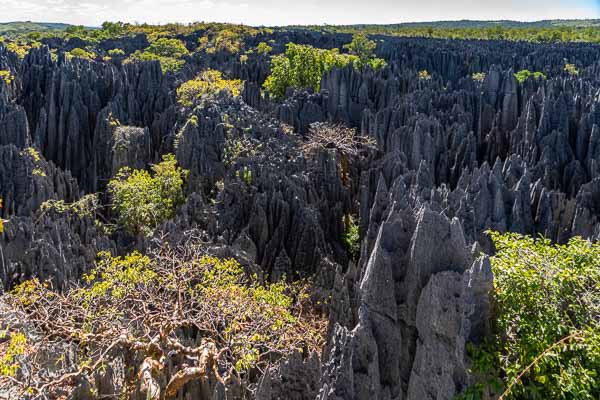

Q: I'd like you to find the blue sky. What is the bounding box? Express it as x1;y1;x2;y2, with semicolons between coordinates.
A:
0;0;598;26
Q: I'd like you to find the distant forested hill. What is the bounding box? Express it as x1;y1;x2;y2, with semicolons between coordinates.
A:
292;19;600;43
0;21;72;37
354;19;600;29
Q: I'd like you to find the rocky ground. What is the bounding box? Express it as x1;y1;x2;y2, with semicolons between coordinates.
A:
2;29;600;399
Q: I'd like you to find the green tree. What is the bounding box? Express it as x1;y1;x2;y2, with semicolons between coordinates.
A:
256;41;272;55
263;43;357;99
64;25;86;38
343;33;387;71
212;29;243;53
344;33;375;65
146;37;188;58
344;215;360;260
108;154;187;235
101;21;125;37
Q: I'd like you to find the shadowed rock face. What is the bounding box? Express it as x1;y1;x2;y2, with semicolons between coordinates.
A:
2;32;600;399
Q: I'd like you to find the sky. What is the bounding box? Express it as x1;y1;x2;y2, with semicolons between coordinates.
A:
0;0;599;27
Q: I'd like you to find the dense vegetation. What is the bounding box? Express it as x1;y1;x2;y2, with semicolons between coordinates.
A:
126;37;189;72
177;69;243;107
302;22;600;44
463;232;600;400
0;22;70;38
3;243;325;398
0;70;13;85
107;154;187;235
5;19;600;56
514;69;546;83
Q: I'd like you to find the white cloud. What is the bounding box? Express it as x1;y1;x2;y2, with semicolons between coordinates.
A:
0;0;597;26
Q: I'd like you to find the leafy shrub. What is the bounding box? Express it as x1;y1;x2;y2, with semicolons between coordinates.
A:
23;146;41;162
146;37;188;58
0;70;14;84
212;29;243;53
472;72;487;82
31;168;46;177
344;215;360;260
463;232;600;400
39;194;100;219
5;243;326;397
565;63;579;76
5;41;33;58
197;35;210;50
195;24;267;55
176;69;242;107
514;69;547;83
0;332;26;377
236;166;253;185
256;41;272;55
67;47;95;60
107;154;187;235
107;48;125;57
133;51;186;72
418;70;432;80
197;30;240;54
127;38;189;72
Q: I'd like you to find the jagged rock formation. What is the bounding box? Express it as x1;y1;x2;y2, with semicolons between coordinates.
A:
0;144;79;217
2;31;600;399
178;96;353;277
317;196;493;400
0;206;114;291
12;46;176;192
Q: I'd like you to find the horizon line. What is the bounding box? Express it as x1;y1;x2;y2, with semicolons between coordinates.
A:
3;17;600;28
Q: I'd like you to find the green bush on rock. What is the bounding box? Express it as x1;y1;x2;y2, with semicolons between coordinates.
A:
176;69;243;107
127;37;189;72
263;39;385;99
4;244;326;398
107;154;187;235
67;47;95;60
514;69;547;83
